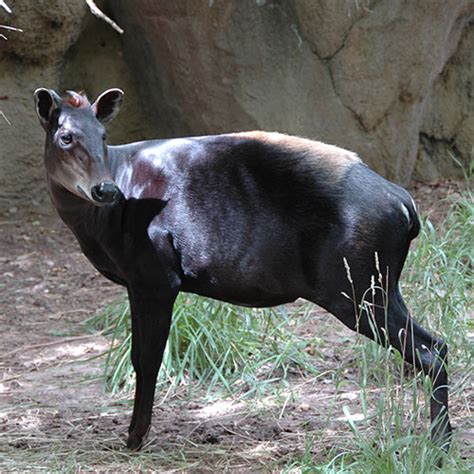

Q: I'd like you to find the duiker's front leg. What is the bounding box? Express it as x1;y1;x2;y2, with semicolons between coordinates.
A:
126;287;177;450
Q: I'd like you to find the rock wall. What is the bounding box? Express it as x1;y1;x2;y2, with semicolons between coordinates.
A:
0;0;153;212
417;24;474;180
0;0;472;212
0;0;87;210
111;0;473;185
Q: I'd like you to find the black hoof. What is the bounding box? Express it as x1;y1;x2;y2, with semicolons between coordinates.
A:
126;432;144;451
126;425;151;451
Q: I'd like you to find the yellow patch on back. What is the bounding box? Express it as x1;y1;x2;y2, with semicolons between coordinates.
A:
233;131;361;181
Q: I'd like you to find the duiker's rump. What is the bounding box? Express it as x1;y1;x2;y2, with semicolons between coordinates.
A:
34;88;452;453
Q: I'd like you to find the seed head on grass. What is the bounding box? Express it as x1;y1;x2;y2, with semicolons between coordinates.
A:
284;187;472;472
337;188;473;472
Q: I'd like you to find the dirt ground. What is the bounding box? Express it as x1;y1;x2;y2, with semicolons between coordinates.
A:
0;180;471;471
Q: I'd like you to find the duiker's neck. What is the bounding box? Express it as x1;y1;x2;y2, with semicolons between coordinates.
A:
107;144;136;180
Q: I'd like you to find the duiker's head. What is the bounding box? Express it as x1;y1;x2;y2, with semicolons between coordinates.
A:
34;88;123;205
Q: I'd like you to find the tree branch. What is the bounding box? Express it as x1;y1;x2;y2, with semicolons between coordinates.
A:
0;1;12;14
85;0;124;34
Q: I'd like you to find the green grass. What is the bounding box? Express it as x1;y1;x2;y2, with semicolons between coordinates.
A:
84;294;319;401
84;187;472;472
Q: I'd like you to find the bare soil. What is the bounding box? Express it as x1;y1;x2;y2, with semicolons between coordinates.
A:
0;180;471;471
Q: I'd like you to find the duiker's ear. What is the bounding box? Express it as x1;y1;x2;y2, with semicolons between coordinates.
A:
92;88;124;123
34;88;61;129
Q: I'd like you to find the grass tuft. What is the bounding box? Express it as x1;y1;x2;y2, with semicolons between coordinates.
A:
84;296;318;400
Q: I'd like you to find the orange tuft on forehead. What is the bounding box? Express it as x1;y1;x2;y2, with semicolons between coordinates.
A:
65;91;90;108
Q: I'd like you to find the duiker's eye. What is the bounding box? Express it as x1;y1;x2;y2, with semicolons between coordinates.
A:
60;133;73;145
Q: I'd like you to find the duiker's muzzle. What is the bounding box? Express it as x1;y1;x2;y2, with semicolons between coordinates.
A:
91;181;121;204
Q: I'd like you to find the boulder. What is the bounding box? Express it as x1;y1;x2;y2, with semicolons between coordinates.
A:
0;0;88;211
0;1;148;211
328;0;472;182
0;0;472;212
111;0;473;184
417;24;474;180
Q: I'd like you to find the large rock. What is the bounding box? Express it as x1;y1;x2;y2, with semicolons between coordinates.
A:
0;1;148;212
111;0;473;184
0;0;86;64
0;0;472;212
294;0;374;59
0;0;88;211
0;61;59;209
417;24;474;180
111;0;361;144
328;0;472;182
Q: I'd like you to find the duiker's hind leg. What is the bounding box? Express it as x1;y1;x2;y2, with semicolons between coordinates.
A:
315;287;451;450
387;290;452;449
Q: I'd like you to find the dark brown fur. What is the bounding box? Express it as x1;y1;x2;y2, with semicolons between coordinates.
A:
34;88;452;458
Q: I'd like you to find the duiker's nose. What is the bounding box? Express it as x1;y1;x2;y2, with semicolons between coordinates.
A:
91;181;120;204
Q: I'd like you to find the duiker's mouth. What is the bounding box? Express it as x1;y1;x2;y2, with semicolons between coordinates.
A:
76;184;107;206
76;183;122;206
76;185;90;200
